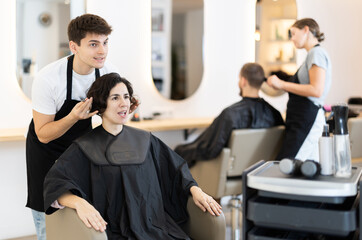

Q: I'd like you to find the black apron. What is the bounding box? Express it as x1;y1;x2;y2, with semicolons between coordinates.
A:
26;55;100;211
276;68;320;160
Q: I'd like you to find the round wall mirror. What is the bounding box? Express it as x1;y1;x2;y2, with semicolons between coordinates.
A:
16;0;84;99
255;0;297;96
151;0;204;100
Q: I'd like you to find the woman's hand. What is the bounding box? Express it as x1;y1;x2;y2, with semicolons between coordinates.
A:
74;199;107;232
58;192;107;232
267;75;284;90
129;96;140;114
190;186;222;216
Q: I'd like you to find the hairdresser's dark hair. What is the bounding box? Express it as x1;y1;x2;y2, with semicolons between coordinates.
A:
68;14;112;45
292;18;325;42
240;63;265;89
87;73;136;114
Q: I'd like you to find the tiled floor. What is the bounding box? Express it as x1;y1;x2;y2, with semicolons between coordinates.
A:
8;196;242;240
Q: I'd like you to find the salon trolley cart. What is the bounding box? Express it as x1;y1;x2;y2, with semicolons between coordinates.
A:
242;161;362;240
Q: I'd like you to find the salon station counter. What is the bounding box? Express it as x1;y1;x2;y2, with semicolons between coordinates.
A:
0;117;214;142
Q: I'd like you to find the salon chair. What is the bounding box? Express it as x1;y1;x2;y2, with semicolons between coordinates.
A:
45;196;226;240
348;117;362;163
190;126;285;239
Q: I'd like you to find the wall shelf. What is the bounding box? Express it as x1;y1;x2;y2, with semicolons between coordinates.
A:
259;17;297;75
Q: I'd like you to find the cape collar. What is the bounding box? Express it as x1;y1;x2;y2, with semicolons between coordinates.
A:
75;125;151;166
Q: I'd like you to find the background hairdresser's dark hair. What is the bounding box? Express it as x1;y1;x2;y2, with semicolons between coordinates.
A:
68;14;112;45
292;18;325;42
87;73;135;114
240;63;265;88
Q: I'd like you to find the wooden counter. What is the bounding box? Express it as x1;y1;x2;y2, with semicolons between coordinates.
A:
0;117;214;142
126;117;213;132
0;128;27;142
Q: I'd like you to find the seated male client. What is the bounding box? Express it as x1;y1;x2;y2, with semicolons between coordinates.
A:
175;63;284;167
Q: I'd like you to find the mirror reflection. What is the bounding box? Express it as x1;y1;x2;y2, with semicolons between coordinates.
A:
151;0;204;100
256;0;297;96
16;0;84;99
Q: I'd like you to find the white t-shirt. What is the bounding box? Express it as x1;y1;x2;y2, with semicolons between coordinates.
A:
32;56;118;115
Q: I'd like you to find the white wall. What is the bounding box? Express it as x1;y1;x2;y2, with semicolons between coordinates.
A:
1;0;362;238
0;142;34;238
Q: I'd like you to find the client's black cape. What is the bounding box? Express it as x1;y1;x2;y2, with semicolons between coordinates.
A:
175;97;284;167
44;125;197;240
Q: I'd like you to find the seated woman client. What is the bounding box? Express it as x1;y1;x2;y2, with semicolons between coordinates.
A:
43;73;222;239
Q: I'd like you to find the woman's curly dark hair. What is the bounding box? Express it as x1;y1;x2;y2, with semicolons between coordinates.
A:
87;73;137;115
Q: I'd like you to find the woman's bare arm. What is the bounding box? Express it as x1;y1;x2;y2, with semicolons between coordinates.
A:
58;192;107;232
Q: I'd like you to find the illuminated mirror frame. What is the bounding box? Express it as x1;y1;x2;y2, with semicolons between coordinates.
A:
151;0;204;101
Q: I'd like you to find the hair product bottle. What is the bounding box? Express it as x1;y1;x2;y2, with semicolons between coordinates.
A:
332;105;352;178
319;124;334;175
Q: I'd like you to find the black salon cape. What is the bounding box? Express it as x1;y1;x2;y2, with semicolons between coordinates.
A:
175;97;284;167
44;125;197;240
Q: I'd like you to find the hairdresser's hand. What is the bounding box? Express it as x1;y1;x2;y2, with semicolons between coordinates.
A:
74;198;107;232
190;186;222;216
129;96;140;114
267;75;284;90
69;97;98;120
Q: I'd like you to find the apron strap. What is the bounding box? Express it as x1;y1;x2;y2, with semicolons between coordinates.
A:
66;55;101;100
66;55;74;100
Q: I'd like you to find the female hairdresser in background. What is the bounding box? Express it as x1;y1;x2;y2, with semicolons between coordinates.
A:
267;18;331;161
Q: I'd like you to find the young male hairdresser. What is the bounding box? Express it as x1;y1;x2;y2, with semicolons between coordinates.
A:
26;14;116;239
175;63;284;168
